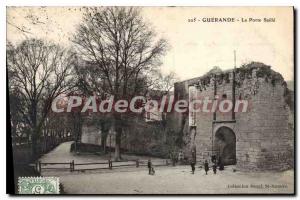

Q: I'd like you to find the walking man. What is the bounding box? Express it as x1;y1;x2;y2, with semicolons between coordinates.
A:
204;160;209;175
147;159;152;175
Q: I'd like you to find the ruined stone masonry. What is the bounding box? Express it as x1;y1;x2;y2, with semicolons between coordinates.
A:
170;62;294;171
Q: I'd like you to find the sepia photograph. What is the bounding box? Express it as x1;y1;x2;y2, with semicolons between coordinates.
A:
6;6;294;195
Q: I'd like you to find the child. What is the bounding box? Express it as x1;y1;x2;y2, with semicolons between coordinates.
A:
213;163;217;174
150;166;155;175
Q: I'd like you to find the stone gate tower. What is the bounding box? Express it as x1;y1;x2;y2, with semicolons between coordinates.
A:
170;62;293;171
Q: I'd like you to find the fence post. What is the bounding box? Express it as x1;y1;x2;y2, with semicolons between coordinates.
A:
70;160;74;172
166;159;169;166
72;160;75;172
35;162;38;172
136;159;139;168
38;161;42;173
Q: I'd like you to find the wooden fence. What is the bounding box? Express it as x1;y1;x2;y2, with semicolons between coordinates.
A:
37;159;172;173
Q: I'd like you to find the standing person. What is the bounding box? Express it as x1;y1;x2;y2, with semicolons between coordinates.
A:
147;159;152;175
213;163;217;174
218;157;224;171
191;160;196;174
204;160;209;175
190;148;196;174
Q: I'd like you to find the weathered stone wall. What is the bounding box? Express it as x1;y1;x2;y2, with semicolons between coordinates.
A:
81;124;102;145
120;116;174;157
170;62;293;171
80;115;170;157
234;75;292;171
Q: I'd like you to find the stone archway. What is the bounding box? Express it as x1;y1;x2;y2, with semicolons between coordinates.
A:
214;126;236;165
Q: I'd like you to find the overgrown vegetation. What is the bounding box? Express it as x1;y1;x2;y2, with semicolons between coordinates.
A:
194;62;289;99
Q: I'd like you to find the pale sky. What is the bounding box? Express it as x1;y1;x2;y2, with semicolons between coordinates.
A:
7;7;294;81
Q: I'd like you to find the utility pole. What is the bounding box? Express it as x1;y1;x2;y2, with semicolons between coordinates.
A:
234;50;237;69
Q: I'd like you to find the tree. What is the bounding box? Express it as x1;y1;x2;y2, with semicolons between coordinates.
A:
7;39;76;158
9;87;30;145
7;53;29;146
72;7;168;160
147;70;178;94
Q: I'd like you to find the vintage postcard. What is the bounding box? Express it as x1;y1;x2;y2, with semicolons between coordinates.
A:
6;6;294;194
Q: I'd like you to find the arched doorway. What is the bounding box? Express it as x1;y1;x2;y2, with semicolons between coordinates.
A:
214;126;236;165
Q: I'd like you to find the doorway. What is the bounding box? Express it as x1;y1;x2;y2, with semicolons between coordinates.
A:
214;126;236;165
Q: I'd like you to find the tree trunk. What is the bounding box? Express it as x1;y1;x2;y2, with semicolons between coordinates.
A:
31;130;38;159
101;132;108;154
31;101;38;159
114;127;122;161
113;112;122;161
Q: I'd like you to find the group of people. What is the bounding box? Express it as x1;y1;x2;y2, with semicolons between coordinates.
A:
190;149;223;175
191;159;218;175
147;149;223;175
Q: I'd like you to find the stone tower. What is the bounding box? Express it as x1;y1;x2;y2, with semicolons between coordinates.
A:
170;62;293;171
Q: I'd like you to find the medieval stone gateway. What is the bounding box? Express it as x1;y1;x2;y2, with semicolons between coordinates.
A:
168;62;294;171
